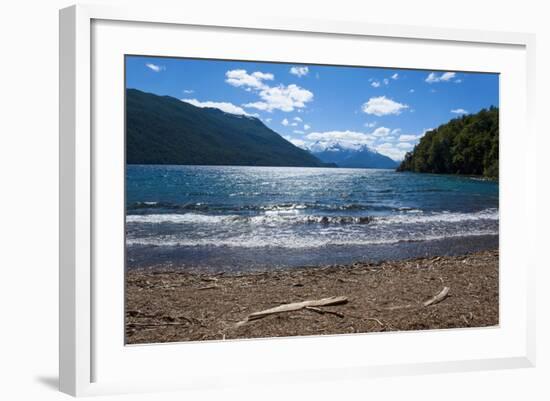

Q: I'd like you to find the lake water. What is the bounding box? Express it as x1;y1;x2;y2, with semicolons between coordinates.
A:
126;165;499;272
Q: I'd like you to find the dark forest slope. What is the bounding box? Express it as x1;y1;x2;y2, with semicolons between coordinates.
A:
126;89;325;167
397;107;498;178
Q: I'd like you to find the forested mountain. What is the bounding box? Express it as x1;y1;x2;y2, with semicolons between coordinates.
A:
126;89;326;167
311;143;398;169
397;107;498;178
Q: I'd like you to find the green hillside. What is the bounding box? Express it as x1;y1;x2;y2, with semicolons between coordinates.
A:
397;107;499;178
126;89;326;167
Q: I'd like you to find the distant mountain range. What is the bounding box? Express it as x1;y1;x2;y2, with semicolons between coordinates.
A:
126;89;397;169
126;89;327;167
310;143;398;169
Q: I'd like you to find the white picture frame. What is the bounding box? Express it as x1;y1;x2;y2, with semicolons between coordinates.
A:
59;4;536;397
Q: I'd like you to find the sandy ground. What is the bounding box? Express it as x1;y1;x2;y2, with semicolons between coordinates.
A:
125;249;498;344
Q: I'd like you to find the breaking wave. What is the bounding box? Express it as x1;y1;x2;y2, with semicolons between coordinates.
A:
126;208;498;226
126;229;498;249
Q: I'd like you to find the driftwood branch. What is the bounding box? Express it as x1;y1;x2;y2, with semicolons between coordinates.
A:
364;317;384;327
305;306;345;318
423;286;450;306
235;296;348;326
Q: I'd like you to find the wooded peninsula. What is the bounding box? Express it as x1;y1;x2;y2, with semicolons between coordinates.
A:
397;107;498;178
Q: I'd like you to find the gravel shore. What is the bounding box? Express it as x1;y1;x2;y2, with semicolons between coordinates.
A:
126;249;498;344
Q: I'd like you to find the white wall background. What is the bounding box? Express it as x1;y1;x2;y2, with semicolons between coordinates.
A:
0;0;547;400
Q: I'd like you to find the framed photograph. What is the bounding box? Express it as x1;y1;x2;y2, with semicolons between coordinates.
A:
59;4;536;396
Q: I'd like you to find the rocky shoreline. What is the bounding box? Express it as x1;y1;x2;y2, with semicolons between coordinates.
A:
125;249;499;344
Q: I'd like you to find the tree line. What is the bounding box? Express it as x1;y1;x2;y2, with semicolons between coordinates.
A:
397;106;498;178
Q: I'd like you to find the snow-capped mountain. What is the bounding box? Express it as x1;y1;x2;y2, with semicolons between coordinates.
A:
309;142;398;169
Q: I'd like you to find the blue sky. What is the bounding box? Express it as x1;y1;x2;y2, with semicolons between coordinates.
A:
126;55;499;161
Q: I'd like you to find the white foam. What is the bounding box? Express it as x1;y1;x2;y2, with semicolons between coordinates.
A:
126;213;238;224
264;209;301;216
126;208;499;226
378;208;498;225
126;229;498;249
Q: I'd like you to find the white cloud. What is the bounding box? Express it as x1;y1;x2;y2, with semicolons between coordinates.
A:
374;142;407;161
364;122;377;128
397;128;432;143
251;71;274;80
181;98;250;116
425;71;457;83
391;73;399;80
290;122;298;127
397;142;414;150
293;116;303;122
306;130;376;151
409;89;415;93
293;130;305;134
399;134;419;142
298;126;420;157
290;66;309;77
383;78;389;85
284;136;308;149
362;96;409;116
439;72;456;81
183;89;194;94
372;127;391;137
145;63;165;72
244;84;314;112
304;124;311;130
451;108;468;114
265;118;272;123
226;69;314;113
225;69;274;90
371;81;381;88
307;131;374;142
281;118;289;126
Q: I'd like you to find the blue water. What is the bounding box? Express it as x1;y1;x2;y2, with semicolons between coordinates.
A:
126;165;499;272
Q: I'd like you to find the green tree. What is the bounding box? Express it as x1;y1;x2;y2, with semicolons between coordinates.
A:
397;107;499;179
